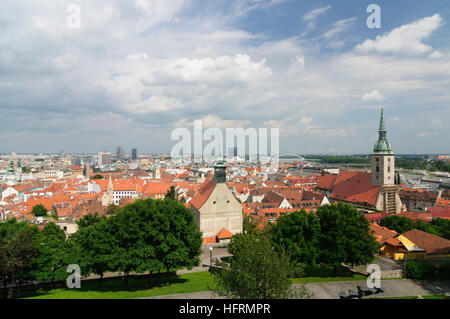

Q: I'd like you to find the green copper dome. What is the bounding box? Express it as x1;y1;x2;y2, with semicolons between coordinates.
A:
7;160;14;175
372;108;394;155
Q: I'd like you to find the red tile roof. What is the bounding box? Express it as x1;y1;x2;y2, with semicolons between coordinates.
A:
190;175;215;211
427;206;450;219
216;228;234;239
398;211;432;222
317;174;338;190
401;229;450;255
370;223;398;244
329;171;381;206
385;237;403;247
365;212;391;223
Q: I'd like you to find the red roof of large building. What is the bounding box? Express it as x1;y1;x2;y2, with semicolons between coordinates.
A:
427;206;450;220
401;229;450;255
317;174;338;190
329;171;381;206
190;175;215;211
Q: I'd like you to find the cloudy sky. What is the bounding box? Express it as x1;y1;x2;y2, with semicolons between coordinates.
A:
0;0;449;155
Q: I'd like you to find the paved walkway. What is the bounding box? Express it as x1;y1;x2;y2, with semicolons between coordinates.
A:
142;280;450;299
304;280;450;299
176;247;230;275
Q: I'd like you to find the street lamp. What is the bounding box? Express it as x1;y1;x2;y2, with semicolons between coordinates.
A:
209;247;213;266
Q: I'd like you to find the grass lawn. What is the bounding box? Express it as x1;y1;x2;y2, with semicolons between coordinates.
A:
18;265;405;299
22;271;215;299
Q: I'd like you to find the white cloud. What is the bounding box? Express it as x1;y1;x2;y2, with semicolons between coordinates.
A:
322;17;356;39
417;132;438;137
303;6;331;30
52;54;78;71
0;1;448;153
300;116;312;126
288;55;305;73
127;53;150;61
429;50;444;59
264;116;347;137
158;54;272;85
362;90;384;101
355;14;444;55
175;114;250;129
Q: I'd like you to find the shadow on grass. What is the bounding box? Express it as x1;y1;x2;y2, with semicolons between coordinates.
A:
303;265;357;278
15;273;189;299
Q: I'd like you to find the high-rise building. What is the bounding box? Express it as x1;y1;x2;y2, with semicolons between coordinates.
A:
132;148;137;160
98;152;112;166
227;147;238;159
116;146;124;159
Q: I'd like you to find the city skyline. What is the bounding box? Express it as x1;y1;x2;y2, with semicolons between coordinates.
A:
0;1;449;154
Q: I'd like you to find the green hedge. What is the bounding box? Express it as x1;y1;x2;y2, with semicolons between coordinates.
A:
405;261;435;280
404;261;450;280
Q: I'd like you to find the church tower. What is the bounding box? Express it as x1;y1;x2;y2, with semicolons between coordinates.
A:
371;108;401;214
214;158;227;184
371;108;395;186
102;175;114;206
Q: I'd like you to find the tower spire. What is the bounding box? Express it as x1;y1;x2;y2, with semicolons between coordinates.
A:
379;107;386;132
373;108;394;155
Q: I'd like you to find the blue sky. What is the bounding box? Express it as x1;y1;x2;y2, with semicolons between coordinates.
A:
0;0;449;155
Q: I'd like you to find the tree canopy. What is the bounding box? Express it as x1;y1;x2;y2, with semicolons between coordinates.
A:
34;223;69;284
32;204;48;217
380;215;450;239
269;210;321;266
316;203;379;272
0;219;39;299
212;232;305;299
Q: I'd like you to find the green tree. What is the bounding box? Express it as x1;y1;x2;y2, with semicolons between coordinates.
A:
166;186;177;200
379;215;415;234
21;167;31;173
72;217;116;287
316;203;379;275
269;210;321;266
34;223;68;286
0;219;39;299
106;204;119;215
76;212;105;228
32;204;48;217
212;232;306;299
110;198;202;287
431;218;450;240
92;174;104;179
243;214;261;234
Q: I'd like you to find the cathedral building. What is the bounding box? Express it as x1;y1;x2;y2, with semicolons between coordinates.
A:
316;109;402;214
370;108;402;214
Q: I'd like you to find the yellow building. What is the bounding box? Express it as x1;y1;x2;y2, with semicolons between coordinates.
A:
382;229;450;261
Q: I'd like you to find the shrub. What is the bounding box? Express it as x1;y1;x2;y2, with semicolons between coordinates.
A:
404;261;437;280
421;262;437;279
438;262;450;279
405;261;423;279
